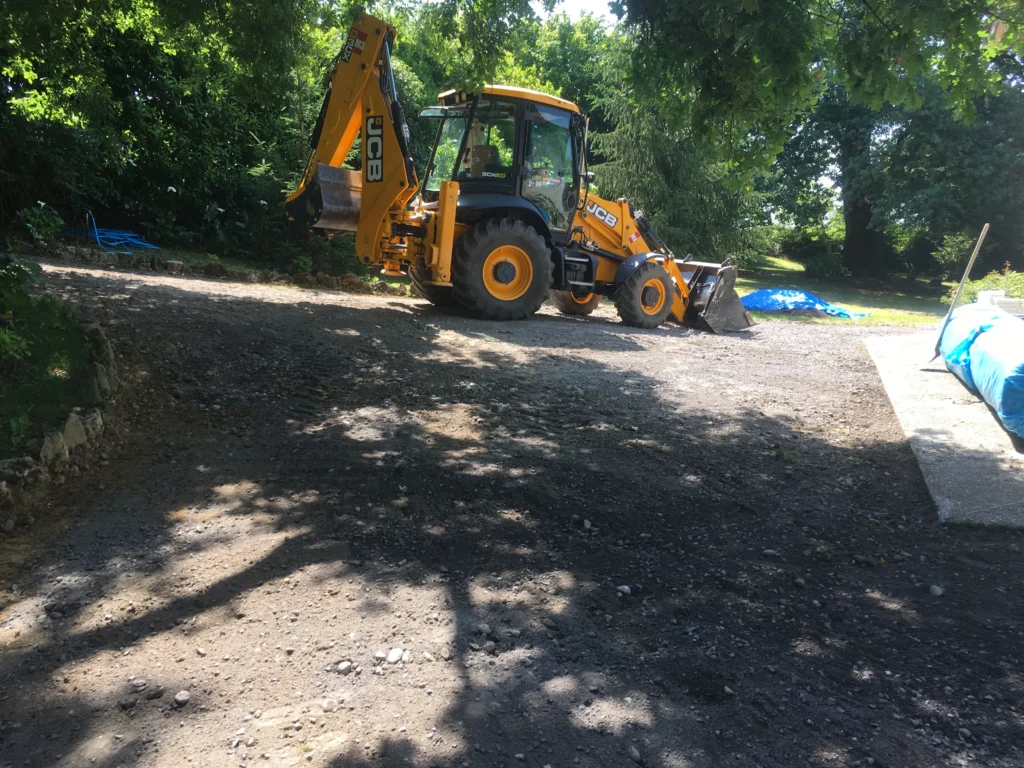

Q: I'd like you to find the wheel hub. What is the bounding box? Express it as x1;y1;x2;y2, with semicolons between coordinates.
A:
641;285;661;307
492;260;517;285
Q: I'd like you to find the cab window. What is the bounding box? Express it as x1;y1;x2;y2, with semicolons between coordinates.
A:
523;105;576;230
455;99;516;182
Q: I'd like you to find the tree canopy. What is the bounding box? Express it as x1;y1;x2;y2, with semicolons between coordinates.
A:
1;0;1022;275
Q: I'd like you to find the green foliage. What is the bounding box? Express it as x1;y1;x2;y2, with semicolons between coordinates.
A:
933;232;979;280
16;202;65;244
292;254;314;274
948;269;1024;306
592;42;767;267
0;254;91;456
617;0;1024;171
776;223;846;279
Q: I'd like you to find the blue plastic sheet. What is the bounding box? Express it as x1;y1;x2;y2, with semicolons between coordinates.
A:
741;289;869;319
939;304;1024;439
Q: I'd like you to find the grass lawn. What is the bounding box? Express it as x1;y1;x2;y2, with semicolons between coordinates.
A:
737;255;949;327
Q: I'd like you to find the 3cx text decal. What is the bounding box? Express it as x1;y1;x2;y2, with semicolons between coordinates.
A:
340;28;368;63
366;116;384;182
585;201;618;228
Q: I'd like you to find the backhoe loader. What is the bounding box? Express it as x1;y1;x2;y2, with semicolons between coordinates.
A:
285;14;753;332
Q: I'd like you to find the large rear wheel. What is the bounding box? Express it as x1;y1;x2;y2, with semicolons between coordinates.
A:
550;289;601;316
614;261;674;328
452;218;552;321
409;264;458;307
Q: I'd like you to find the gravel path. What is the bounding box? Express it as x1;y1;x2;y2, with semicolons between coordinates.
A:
1;263;1022;768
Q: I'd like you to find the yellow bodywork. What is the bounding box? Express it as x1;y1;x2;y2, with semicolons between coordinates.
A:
284;13;745;330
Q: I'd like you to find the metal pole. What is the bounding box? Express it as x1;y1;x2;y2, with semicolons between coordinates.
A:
933;223;990;359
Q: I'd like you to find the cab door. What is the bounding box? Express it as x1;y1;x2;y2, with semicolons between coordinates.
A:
521;103;578;235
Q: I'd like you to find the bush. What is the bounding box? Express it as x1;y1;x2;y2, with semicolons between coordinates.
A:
933;231;978;280
16;202;65;245
0;254;92;457
777;228;846;279
946;267;1024;305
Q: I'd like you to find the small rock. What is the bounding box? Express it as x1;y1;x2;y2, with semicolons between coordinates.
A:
401;650;411;663
3;519;14;533
285;647;295;655
762;549;779;557
476;622;491;636
422;651;435;662
62;413;88;449
338;661;353;675
40;432;69;467
583;519;592;530
482;641;496;655
166;260;184;275
442;649;453;661
542;617;557;629
321;698;338;713
386;648;403;664
958;727;972;740
173;690;191;707
118;698;137;710
629;745;642;763
374;650;387;663
724;686;736;696
130;679;148;690
616;585;631;596
196;648;207;657
794;577;807;588
515;754;525;761
145;686;165;700
929;585;945;597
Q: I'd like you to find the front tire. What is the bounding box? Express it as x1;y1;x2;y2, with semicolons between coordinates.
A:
409;265;458;307
550;290;601;316
614;261;674;328
452;218;552;321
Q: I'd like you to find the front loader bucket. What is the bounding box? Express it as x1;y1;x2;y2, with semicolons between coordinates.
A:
284;164;362;232
687;264;754;333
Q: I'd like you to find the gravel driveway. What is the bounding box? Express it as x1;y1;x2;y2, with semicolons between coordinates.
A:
1;263;1021;768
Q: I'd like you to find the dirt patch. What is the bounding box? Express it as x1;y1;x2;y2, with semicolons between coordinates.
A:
0;262;1021;768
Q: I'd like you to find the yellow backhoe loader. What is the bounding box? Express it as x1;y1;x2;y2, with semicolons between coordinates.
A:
286;14;753;332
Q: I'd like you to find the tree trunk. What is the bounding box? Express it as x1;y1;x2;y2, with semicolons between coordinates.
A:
835;99;887;277
842;193;887;277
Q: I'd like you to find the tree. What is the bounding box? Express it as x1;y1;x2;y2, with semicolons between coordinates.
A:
593;44;767;264
614;0;1024;170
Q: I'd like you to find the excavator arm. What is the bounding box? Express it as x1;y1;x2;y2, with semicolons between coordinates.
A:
285;15;419;265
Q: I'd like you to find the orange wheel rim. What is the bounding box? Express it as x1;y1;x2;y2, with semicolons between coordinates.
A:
569;292;594;304
640;277;666;315
483;245;533;301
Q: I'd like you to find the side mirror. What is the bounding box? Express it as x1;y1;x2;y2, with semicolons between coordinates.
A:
582;171;595;185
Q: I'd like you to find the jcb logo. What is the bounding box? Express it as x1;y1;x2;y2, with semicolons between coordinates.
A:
366;116;384;182
585;201;618;228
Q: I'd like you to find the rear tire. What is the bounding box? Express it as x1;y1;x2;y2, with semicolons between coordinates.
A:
452;218;552;321
614;261;674;328
409;265;458;307
550;290;601;316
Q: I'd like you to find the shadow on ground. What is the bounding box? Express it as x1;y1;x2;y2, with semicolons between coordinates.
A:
1;267;1022;768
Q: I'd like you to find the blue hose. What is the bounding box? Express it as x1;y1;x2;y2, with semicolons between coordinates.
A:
67;212;160;253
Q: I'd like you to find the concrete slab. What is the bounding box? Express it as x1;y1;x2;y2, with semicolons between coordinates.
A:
866;332;1024;527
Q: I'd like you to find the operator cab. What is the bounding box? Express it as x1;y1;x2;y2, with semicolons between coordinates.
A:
418;85;586;243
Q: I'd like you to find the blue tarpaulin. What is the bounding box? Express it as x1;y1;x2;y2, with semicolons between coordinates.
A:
939;304;1024;439
741;289;869;320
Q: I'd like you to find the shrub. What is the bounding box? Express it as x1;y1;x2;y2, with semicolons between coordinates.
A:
946;266;1024;305
933;231;978;280
16;202;65;245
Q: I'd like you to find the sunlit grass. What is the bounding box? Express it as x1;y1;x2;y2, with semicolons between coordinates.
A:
737;255;949;327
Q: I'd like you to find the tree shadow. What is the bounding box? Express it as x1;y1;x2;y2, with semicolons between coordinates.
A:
1;266;1022;768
